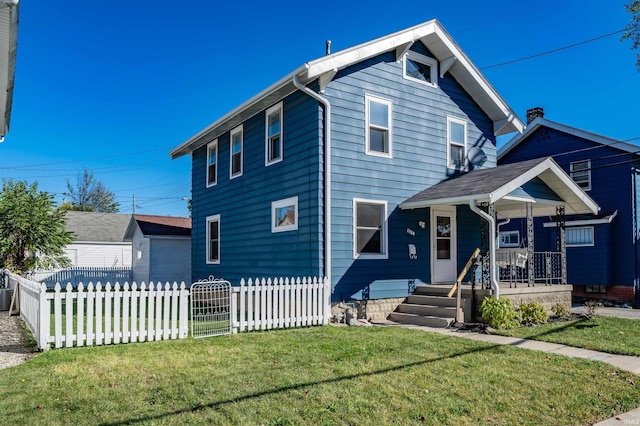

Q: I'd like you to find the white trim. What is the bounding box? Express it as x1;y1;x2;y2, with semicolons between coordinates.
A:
565;226;594;247
353;198;388;260
265;102;283;166
447;116;467;170
499;230;520;248
206;139;218;188
543;210;617;227
271;196;298;233
206;214;220;264
570;159;591;191
230;124;243;179
365;94;393;158
403;50;438;88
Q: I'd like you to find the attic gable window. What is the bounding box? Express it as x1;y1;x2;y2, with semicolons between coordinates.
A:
403;51;438;87
365;95;392;157
206;140;218;187
447;116;467;170
272;196;298;233
230;125;243;179
570;160;591;191
265;102;283;166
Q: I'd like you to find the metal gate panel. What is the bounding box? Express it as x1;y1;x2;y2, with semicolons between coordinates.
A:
190;279;232;338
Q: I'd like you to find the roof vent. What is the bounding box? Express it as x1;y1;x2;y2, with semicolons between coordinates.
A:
325;40;331;56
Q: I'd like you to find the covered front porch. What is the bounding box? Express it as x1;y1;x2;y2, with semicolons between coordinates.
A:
400;157;600;297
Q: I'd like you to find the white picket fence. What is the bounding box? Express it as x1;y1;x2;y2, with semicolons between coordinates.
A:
234;277;331;332
5;270;331;350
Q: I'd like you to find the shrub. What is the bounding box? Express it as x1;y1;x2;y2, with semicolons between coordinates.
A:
520;302;549;326
551;303;571;320
480;297;520;330
584;300;601;318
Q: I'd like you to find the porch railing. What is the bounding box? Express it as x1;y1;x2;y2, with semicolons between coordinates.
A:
495;249;563;287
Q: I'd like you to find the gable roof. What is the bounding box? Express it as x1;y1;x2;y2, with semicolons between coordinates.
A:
399;157;599;218
65;211;132;243
124;214;191;240
170;19;524;159
0;1;19;139
498;117;640;160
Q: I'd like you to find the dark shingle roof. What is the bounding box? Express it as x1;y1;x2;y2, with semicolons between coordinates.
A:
64;211;132;243
130;214;191;237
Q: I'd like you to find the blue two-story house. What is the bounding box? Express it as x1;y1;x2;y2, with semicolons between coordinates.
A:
499;108;640;304
171;21;598;322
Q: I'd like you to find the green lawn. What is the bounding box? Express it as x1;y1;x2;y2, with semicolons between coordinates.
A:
495;316;640;356
1;326;639;425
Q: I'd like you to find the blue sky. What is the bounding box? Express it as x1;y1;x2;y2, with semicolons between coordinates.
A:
2;0;638;216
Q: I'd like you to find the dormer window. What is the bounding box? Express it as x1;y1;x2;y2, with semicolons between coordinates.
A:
403;51;438;87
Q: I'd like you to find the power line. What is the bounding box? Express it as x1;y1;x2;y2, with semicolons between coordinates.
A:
481;28;629;70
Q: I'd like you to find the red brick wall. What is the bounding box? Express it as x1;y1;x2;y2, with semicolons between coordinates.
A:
572;285;636;303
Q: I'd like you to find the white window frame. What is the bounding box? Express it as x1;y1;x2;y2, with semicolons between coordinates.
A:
403;51;438;88
206;139;218;188
365;94;393;158
206;214;220;264
271;196;298;233
353;198;388;260
265;102;283;166
230;124;243;179
570;160;591;191
447;116;467;170
566;226;594;247
499;231;520;248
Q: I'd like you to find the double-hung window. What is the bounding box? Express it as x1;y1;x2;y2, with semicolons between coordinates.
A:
403;51;438;87
266;102;283;166
206;214;220;264
206;140;218;187
447;117;467;169
365;95;392;157
230;125;243;179
353;199;388;259
570;160;591;191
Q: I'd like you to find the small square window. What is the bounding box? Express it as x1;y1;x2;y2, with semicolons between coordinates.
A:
206;214;220;264
566;226;594;247
353;199;388;259
266;102;283;166
499;231;520;248
206;140;218;187
365;95;392;157
230;125;243;179
447;117;467;169
272;196;298;233
570;160;591;191
403;51;438;87
585;285;606;294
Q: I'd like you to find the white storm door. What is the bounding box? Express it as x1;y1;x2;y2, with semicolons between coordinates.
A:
431;207;457;283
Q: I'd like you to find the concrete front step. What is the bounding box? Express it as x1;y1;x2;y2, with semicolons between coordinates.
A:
388;312;453;328
396;303;457;318
406;294;461;307
414;284;456;296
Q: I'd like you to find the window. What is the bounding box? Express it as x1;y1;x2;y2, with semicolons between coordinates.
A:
353;199;388;259
265;103;283;166
566;226;594;247
271;196;298;233
365;95;392;157
447;117;467;169
570;160;591;191
585;285;607;294
230;125;243;179
499;231;520;248
206;140;218;187
403;51;438;87
206;214;220;264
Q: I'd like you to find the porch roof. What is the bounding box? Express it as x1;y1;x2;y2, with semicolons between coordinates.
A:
399;157;600;218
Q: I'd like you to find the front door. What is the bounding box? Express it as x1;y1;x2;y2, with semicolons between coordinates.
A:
431;206;457;283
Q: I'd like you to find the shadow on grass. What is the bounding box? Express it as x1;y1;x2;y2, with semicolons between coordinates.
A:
98;341;503;426
503;316;593;347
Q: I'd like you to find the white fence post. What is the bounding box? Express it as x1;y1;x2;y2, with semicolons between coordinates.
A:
39;282;50;350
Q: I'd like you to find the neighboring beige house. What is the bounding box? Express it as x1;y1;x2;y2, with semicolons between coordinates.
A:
0;0;19;141
64;211;132;267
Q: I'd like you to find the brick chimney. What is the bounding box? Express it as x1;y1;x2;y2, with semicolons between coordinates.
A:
526;107;544;125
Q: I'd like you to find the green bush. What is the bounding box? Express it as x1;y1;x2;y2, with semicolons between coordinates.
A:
584;300;601;318
480;297;520;330
551;303;571;320
519;302;549;326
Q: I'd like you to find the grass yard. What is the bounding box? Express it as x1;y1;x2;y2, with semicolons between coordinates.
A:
495;315;640;356
1;326;639;425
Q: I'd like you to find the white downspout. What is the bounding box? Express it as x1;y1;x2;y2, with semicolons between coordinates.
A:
469;200;500;298
292;74;332;285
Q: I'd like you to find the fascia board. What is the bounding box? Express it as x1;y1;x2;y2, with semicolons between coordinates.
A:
543;210;618;227
399;193;491;210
